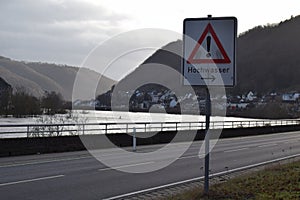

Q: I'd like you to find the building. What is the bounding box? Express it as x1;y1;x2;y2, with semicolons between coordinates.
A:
282;93;300;102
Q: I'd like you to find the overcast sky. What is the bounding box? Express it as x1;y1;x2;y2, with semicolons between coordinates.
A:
0;0;299;80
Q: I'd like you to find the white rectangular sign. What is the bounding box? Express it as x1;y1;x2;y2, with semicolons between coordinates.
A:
183;17;237;87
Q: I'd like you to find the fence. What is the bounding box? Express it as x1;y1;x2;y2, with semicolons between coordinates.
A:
1;119;300;138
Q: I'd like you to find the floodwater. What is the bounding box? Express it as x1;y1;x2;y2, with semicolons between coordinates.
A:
0;110;261;138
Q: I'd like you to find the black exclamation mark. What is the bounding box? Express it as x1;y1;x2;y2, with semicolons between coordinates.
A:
206;36;211;57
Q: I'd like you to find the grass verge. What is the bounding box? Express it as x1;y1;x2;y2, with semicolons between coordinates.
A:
165;160;300;200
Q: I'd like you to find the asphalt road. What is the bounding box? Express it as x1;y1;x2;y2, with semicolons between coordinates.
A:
0;131;300;200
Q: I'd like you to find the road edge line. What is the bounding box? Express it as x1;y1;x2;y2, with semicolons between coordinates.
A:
103;153;300;200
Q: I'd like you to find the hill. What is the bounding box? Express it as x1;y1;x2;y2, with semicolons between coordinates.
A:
115;40;184;91
0;56;116;100
235;15;300;94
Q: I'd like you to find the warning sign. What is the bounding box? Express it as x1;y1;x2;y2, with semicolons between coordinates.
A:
187;23;231;64
183;17;237;87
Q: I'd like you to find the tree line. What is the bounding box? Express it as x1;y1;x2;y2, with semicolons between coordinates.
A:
0;88;70;117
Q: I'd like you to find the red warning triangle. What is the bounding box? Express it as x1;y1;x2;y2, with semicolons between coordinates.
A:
187;23;231;64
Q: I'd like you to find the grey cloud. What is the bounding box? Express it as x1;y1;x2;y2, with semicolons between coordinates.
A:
1;0;126;25
0;0;130;66
0;0;182;81
83;29;181;80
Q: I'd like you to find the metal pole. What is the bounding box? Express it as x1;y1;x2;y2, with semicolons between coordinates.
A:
27;125;29;138
204;87;211;194
204;15;212;193
133;127;136;152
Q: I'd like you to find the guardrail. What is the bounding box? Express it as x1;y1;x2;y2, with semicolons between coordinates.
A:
1;119;300;138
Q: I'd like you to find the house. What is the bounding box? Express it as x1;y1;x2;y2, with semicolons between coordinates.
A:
169;98;177;108
246;91;257;102
282;93;300;102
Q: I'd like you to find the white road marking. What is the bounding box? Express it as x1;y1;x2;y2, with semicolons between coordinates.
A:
258;143;278;148
284;141;299;144
224;147;249;153
103;153;300;200
176;154;205;160
99;161;155;171
0;156;91;168
219;131;300;142
103;176;204;200
0;175;65;187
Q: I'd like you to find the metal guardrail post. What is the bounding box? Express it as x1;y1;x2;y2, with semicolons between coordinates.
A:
27;125;29;138
57;125;59;136
133;127;136;152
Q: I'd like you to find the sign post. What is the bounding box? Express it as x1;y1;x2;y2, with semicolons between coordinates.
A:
183;15;237;194
204;87;211;194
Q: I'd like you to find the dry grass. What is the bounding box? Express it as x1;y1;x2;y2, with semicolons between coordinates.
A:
165;160;300;200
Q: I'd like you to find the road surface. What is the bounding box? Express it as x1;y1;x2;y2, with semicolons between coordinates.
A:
0;131;300;199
